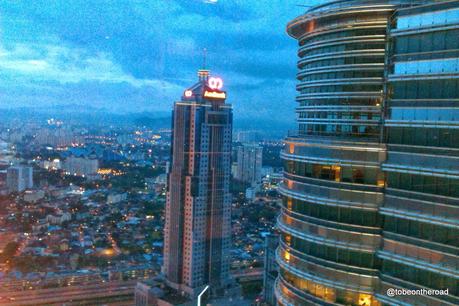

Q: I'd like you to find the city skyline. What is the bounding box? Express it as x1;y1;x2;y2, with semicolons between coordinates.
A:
0;1;457;305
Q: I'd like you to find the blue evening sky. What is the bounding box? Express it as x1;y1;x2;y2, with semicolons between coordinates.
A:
0;0;325;121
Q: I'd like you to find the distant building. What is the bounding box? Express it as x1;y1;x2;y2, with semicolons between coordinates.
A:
46;212;71;225
0;139;14;165
245;186;258;201
135;280;193;306
234;144;262;186
1;280;135;305
163;69;233;297
23;190;45;203
261;166;274;177
262;172;283;188
117;133;138;146
135;281;159;306
32;220;49;233
6;166;33;193
107;193;128;204
155;173;167;185
63;155;98;177
35;127;83;147
41;159;61;170
231;162;238;178
234;130;260;143
263;234;279;306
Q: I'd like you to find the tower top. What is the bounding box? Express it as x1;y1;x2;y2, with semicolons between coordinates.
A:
197;69;210;81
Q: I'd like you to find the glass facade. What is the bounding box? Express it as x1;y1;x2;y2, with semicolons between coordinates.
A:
281;1;396;305
280;1;459;305
379;2;459;305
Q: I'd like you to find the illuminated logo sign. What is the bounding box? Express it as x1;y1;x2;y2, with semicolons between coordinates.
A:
204;90;226;99
184;90;193;97
208;77;223;90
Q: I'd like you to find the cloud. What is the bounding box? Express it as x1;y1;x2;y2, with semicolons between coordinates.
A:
0;0;327;121
0;40;183;113
0;41;182;90
173;0;256;22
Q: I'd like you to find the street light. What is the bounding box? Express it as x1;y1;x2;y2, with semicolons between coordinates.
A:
197;285;209;306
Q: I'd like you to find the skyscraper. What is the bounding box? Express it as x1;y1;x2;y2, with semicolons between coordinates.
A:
163;69;233;297
278;1;458;305
379;2;459;305
235;144;263;186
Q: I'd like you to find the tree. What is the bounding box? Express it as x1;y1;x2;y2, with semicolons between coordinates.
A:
0;242;19;263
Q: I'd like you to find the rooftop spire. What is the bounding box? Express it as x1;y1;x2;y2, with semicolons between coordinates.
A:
198;48;210;81
202;48;207;70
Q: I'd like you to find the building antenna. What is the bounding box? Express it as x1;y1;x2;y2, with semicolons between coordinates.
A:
197;48;210;81
203;48;207;70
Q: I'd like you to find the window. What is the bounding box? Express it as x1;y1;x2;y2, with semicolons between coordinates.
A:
285;161;380;185
287;235;377;269
399;173;411;190
390;79;459;100
385;216;459;247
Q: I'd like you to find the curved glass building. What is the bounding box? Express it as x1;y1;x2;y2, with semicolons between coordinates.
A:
279;2;397;304
277;1;458;305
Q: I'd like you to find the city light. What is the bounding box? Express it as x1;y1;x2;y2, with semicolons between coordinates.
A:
207;77;223;90
203;90;226;99
102;249;115;256
0;1;456;306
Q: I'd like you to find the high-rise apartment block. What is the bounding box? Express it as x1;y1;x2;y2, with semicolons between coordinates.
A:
63;155;99;177
163;69;233;297
6;166;33;193
277;1;459;305
234;144;263;186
